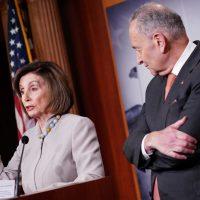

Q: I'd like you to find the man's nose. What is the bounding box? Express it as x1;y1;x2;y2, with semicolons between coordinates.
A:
136;53;143;65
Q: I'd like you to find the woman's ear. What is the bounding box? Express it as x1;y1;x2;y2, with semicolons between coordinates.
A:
152;32;168;53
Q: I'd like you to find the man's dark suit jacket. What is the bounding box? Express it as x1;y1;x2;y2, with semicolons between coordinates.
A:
124;41;200;200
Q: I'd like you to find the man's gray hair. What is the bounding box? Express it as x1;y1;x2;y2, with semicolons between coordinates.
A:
131;2;186;40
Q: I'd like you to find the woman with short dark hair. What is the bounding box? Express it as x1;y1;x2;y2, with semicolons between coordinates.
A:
0;61;105;194
14;61;73;114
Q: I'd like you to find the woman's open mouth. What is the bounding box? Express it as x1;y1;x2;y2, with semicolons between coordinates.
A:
26;106;34;112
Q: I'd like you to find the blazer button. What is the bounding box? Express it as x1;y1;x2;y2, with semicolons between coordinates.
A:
180;80;184;85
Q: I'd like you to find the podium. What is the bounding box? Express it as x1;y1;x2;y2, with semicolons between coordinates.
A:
15;177;114;200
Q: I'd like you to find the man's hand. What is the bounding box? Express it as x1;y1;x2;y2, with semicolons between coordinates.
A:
144;116;197;159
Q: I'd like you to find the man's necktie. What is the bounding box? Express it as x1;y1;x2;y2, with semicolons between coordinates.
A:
153;178;160;200
164;73;176;100
153;73;176;200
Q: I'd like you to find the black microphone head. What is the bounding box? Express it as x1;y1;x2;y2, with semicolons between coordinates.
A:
21;136;29;144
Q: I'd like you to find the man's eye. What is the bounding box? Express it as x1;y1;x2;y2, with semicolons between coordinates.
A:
136;49;141;52
20;90;24;95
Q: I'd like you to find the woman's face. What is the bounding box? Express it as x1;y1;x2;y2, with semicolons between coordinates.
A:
19;72;51;119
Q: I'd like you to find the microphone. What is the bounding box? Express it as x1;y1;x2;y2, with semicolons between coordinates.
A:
15;136;29;197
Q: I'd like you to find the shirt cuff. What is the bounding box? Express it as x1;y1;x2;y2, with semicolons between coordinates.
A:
141;134;153;160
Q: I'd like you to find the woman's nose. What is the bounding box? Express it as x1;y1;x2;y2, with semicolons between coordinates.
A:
22;91;30;102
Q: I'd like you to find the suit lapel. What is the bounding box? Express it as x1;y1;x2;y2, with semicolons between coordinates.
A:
162;40;200;127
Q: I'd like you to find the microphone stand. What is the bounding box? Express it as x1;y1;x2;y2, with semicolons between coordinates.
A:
15;136;29;197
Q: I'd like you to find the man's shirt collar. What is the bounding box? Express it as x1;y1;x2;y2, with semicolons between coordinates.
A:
172;41;196;76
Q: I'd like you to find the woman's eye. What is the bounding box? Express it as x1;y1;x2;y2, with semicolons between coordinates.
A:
30;87;38;91
20;90;24;95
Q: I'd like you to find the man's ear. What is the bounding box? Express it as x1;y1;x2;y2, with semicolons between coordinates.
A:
152;32;168;53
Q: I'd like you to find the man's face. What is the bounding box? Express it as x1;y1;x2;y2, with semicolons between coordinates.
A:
129;20;168;76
